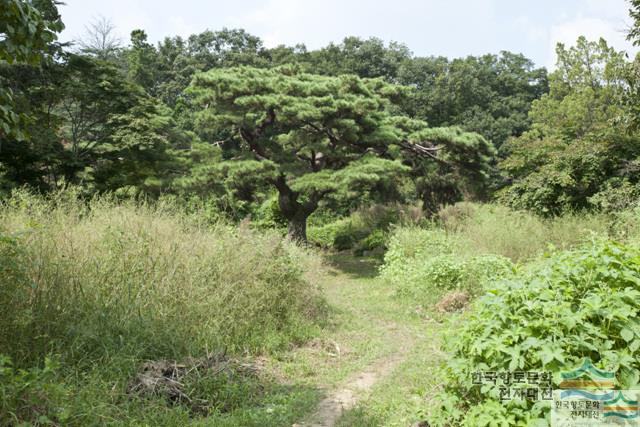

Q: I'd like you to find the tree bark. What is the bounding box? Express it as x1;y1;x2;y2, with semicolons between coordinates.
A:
287;211;309;243
271;174;327;244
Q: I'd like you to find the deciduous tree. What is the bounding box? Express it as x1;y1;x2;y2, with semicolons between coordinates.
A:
499;38;640;215
0;0;63;140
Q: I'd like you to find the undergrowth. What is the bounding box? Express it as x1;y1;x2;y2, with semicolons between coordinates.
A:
437;202;611;262
380;227;514;308
0;189;327;426
430;240;640;426
308;203;423;256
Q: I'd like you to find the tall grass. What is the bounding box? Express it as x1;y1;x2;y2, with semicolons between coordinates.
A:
1;189;327;368
437;202;611;262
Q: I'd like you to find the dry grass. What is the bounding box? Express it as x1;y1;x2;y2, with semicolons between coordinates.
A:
438;202;611;262
0;189;327;367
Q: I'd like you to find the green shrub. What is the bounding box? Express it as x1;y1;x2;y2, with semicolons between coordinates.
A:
431;240;640;426
608;202;640;245
381;227;456;261
0;355;69;426
380;228;514;306
252;194;288;230
354;228;388;256
588;179;640;213
308;217;362;250
307;204;414;253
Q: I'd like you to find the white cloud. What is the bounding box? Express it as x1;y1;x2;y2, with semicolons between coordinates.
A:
547;14;636;68
60;0;152;45
585;0;629;19
225;0;498;55
229;0;302;46
227;0;343;48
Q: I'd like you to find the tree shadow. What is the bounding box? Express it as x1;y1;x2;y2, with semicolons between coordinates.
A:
324;251;382;279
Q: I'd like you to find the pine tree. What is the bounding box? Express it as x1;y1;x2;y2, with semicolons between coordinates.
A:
190;65;493;241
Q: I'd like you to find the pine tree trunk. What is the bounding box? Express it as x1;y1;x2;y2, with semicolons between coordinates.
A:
287;212;308;243
273;174;320;245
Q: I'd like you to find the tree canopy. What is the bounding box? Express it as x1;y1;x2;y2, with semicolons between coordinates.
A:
499;37;640;215
3;1;638;234
189;66;492;240
0;0;63;140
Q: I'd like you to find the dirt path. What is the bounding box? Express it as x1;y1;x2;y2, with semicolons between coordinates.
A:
298;352;409;427
287;254;432;427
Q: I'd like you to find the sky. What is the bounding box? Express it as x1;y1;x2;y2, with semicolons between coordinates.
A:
58;0;638;69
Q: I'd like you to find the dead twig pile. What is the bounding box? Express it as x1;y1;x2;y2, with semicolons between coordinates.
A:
127;350;261;414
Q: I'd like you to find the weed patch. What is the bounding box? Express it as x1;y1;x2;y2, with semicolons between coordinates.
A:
0;189;328;425
430;240;640;426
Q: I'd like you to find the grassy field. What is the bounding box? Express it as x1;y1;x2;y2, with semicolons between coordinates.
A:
0;191;445;426
0;190;328;426
4;194;640;426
